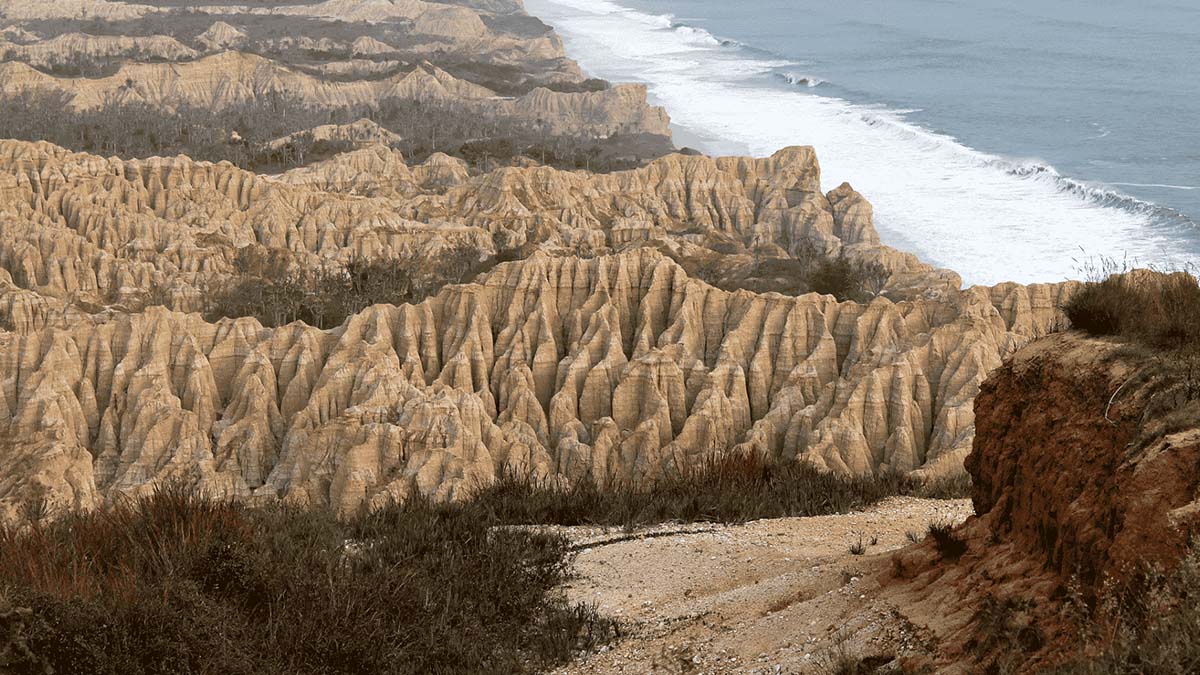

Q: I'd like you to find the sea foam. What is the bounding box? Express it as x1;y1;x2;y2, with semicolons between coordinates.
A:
524;0;1199;286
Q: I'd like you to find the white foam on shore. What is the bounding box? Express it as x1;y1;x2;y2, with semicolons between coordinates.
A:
525;0;1198;285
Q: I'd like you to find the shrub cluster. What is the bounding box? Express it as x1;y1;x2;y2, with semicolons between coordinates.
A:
204;245;487;329
1064;260;1200;350
688;241;891;303
0;452;971;674
808;252;891;303
0;486;617;675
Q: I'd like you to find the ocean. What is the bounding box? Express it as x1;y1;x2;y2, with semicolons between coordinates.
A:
524;0;1200;285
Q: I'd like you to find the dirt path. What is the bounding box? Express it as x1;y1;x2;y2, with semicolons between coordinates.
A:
550;498;973;675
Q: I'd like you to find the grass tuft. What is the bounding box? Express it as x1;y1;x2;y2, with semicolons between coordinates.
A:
927;521;968;561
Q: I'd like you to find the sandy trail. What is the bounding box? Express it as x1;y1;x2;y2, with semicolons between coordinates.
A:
549;497;973;675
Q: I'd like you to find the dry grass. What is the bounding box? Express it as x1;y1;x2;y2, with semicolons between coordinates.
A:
0;454;971;674
1065;258;1200;350
1048;542;1200;674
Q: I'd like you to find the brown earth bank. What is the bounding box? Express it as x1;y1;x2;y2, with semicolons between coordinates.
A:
883;331;1200;673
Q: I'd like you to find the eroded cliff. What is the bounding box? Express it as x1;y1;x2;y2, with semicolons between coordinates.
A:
885;332;1200;672
0;246;1072;523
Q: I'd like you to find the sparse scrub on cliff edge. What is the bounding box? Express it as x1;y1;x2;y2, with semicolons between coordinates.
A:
470;451;971;529
1064;257;1200;350
1049;542;1200;675
0;485;617;675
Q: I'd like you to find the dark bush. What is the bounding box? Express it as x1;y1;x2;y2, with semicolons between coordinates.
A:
810;253;890;303
206;245;489;328
927;521;967;561
0;486;617;675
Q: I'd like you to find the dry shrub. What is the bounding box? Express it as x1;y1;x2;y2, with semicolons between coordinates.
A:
1065;259;1200;350
927;521;968;561
0;485;616;675
471;451;971;530
1050;542;1200;674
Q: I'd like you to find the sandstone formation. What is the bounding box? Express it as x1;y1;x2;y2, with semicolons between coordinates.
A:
266;119;406;153
195;21;248;52
0;33;199;70
0;137;954;330
0;235;1071;523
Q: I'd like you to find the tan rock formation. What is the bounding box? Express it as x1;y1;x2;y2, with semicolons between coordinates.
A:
0;0;155;21
0;138;942;330
351;36;397;57
195;21;248;52
0;33;199;70
266;119;405;153
0;241;1073;523
0;52;665;137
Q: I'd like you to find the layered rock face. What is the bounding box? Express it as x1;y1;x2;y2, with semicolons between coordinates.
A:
0;247;1071;523
0;0;1081;530
0;138;952;332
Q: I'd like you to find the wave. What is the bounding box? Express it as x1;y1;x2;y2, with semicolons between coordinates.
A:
778;72;825;88
1112;182;1199;191
672;24;722;47
1003;161;1196;229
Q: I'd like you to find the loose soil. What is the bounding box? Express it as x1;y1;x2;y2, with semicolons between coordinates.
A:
549;497;973;675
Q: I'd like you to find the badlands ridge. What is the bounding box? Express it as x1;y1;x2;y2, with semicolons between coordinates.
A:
0;0;1077;522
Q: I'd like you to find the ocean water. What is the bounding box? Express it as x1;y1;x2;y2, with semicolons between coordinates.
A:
524;0;1200;285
